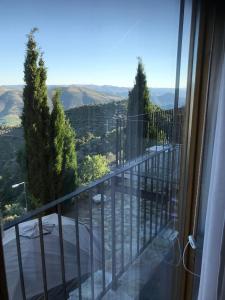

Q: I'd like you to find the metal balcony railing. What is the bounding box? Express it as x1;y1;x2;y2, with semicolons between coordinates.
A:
1;144;180;300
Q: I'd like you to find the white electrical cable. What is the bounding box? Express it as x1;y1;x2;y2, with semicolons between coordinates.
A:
163;235;182;267
153;232;182;267
182;240;200;277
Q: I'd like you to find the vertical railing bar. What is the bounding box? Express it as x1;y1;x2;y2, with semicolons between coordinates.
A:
100;186;106;292
121;119;123;165
136;164;141;254
162;111;165;148
0;224;9;300
146;155;150;240
129;167;133;262
167;149;172;222
169;148;174;220
119;119;122;166
164;148;168;226
160;150;166;228
89;190;95;300
165;148;170;224
38;217;48;300
155;152;160;236
120;172;125;272
169;112;171;144
143;160;147;246
170;145;177;222
163;111;165;145
150;155;154;193
171;111;174;145
57;204;67;300
15;224;26;300
152;112;154;148
111;177;117;289
74;199;82;300
118;119;121;166
116;119;119;167
150;157;153;240
166;112;168;144
121;119;123;166
128;119;131;161
123;119;125;165
160;111;162;147
156;112;158;151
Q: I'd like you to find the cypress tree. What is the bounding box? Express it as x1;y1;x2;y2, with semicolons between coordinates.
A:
126;58;156;160
22;29;77;205
22;28;51;205
37;54;51;203
50;90;78;199
62;118;78;195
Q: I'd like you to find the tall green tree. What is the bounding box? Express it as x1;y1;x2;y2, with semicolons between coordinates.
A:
22;28;51;205
126;58;158;160
50;90;78;199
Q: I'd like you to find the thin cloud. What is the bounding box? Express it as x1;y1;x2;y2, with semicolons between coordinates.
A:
111;20;141;51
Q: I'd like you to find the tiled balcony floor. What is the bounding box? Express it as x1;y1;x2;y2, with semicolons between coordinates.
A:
69;226;179;300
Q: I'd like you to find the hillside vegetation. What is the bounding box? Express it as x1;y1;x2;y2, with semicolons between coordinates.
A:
0;85;186;126
0;85;124;126
0;100;127;216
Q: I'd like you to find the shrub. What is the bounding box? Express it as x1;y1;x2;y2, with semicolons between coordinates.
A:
80;154;110;184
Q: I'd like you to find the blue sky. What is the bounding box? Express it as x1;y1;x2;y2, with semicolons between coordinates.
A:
0;0;190;88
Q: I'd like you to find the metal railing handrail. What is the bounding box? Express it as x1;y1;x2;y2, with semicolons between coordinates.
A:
2;143;180;300
4;146;173;231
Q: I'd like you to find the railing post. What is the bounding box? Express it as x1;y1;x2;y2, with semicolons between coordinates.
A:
116;119;119;167
0;223;9;300
122;119;125;165
111;176;117;290
15;224;26;300
38;217;48;300
137;164;141;254
129;167;133;262
74;200;82;300
100;185;106;292
120;172;125;273
57;205;67;299
119;119;122;166
89;191;95;300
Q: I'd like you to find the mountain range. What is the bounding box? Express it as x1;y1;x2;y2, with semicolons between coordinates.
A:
0;84;186;126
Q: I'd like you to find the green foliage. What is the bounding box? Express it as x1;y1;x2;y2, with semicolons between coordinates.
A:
3;203;25;222
148;126;166;146
50;90;78;199
66;100;127;138
22;30;78;205
16;147;26;175
62;119;78;194
50;90;66;176
22;28;51;205
80;155;109;184
126;58;160;159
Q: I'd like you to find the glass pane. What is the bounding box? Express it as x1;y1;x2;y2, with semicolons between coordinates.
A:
0;0;192;299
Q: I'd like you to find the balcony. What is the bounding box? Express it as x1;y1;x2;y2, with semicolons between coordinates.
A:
2;138;181;299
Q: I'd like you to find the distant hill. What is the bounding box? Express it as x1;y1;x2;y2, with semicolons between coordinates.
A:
0;89;23;126
0;85;123;126
78;85;186;109
0;84;186;126
79;84;129;98
53;85;123;108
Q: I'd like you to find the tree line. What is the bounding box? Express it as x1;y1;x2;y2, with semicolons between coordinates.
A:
22;29;160;208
